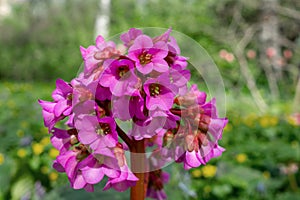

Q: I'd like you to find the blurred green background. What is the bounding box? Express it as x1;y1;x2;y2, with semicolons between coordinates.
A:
0;0;300;199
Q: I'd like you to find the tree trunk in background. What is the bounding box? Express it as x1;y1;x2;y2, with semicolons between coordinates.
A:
259;0;281;98
293;74;300;113
94;0;110;39
0;0;11;19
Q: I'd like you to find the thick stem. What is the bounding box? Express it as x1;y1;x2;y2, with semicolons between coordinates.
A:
116;125;133;148
130;139;147;200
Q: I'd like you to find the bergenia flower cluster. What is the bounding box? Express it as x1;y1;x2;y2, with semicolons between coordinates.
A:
39;28;228;199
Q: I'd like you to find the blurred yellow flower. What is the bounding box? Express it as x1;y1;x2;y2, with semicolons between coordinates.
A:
259;116;269;127
20;121;29;128
7;100;16;109
269;116;279;126
16;129;24;137
291;140;299;148
287;113;300;126
204;185;211;194
243;113;257;127
49;172;58;182
236;153;247;163
202;165;217;178
49;148;59;158
259;115;279;127
32;143;44;155
0;153;4;165
40;137;50;146
223;123;232;133
41;166;49;174
263;171;270;179
191;169;202;178
40;127;49;135
17;149;27;158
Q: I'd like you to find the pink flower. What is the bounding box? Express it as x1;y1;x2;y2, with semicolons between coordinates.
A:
38;100;64;130
50;128;78;153
53;144;93;192
112;92;145;121
128;35;169;74
103;145;138;192
38;79;73;130
266;47;276;58
53;144;121;192
100;58;138;96
144;74;178;112
246;49;256;59
283;49;293;59
120;28;143;47
172;85;228;169
75;115;118;151
80;35;120;77
146;170;169;200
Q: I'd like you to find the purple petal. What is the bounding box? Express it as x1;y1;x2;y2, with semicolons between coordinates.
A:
95;35;105;48
152;59;169;72
54;100;68;117
82;168;104;184
84;184;94;192
73;174;86;189
129;35;153;51
186;151;201;168
136;62;154;74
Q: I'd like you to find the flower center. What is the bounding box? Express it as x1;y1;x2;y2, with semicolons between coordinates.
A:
96;123;111;135
139;51;152;65
117;65;130;78
67;93;73;100
74;144;89;161
149;83;161;97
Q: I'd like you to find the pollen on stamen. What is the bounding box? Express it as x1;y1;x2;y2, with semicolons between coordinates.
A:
149;84;161;96
139;51;152;65
117;65;130;78
96;123;111;135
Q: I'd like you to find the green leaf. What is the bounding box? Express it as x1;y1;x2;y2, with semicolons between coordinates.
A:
11;175;34;200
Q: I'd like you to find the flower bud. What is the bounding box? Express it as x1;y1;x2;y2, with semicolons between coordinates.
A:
163;130;174;147
198;114;211;133
70;135;79;145
185;134;195;152
197;132;208;146
114;143;125;167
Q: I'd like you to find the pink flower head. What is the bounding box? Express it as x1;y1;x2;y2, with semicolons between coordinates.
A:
100;58;138;96
120;28;143;47
128;35;169;74
76;115;118;151
172;85;228;169
38;28;228;196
